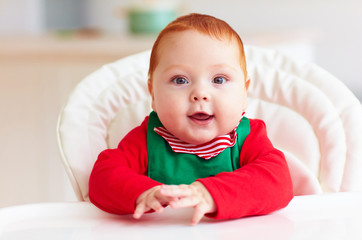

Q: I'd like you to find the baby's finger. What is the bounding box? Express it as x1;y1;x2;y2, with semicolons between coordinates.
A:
133;203;148;219
191;205;207;226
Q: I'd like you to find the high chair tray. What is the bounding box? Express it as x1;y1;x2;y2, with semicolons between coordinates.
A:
1;192;361;239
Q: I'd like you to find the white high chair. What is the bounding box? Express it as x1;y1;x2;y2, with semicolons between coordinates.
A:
57;46;362;201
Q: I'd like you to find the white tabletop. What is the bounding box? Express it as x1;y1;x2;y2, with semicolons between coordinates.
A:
1;192;362;240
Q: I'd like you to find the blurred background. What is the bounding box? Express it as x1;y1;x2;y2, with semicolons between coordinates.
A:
0;0;361;207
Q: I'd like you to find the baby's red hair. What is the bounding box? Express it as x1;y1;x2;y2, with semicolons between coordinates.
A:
148;13;247;82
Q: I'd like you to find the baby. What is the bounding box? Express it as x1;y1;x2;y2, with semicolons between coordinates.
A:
89;13;293;225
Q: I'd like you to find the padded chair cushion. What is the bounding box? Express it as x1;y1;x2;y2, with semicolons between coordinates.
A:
57;46;362;201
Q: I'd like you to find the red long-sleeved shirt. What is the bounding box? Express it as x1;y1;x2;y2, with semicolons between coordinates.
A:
89;117;293;220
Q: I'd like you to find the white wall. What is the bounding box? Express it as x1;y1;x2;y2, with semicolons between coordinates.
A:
0;0;44;34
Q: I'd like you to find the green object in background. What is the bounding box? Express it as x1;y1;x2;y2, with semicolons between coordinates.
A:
129;9;177;34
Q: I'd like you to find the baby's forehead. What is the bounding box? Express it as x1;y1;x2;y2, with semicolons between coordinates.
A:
157;30;242;58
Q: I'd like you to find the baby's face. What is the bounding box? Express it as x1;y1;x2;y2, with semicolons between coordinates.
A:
150;30;249;145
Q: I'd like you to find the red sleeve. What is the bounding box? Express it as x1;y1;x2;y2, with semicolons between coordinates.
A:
88;117;162;214
197;119;293;220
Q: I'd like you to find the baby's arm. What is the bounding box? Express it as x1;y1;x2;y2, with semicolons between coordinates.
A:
89;118;162;214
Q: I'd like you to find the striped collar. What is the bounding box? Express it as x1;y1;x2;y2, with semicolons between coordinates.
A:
154;127;238;160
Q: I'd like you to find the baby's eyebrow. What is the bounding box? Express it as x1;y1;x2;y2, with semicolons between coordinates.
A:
161;64;190;74
164;65;187;71
209;64;239;72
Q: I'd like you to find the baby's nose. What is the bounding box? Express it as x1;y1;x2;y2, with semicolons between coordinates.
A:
191;88;210;102
193;96;208;101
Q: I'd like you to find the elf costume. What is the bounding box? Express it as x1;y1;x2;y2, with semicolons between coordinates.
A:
89;112;293;220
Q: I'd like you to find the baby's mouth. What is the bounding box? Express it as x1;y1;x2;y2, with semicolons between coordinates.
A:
188;112;214;124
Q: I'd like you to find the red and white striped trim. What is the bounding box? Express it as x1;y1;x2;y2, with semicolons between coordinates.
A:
154;127;238;160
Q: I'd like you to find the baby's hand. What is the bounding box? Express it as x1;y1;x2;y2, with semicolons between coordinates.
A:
133;185;177;219
161;182;216;225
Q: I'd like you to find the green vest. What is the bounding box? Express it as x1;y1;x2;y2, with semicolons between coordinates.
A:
147;111;250;185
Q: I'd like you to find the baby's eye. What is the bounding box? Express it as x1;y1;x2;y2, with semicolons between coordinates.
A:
212;76;227;84
172;77;189;85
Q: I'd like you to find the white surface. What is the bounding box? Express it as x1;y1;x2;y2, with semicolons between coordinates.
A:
0;193;362;240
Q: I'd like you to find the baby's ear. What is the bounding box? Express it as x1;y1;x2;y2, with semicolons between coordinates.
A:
245;76;251;91
147;78;153;95
148;78;157;111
